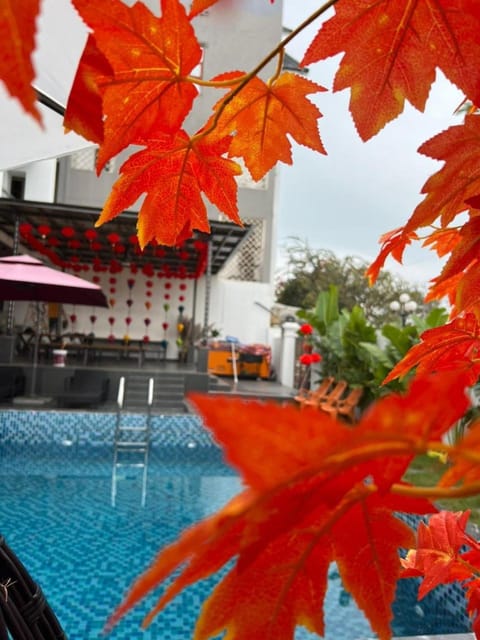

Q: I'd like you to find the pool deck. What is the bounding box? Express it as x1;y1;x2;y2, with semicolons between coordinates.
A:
0;356;297;412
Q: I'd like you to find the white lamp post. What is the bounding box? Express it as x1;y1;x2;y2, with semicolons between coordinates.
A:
389;293;418;327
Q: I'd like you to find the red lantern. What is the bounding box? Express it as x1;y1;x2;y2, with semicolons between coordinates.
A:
19;223;33;237
162;322;169;331
91;241;102;252
84;229;98;241
165;282;172;289
146;291;152;297
127;278;135;289
179;295;185;302
126;299;133;307
144;318;151;326
70;314;77;324
89;315;97;325
37;224;51;238
146;280;153;288
109;298;116;307
142;263;154;277
47;236;60;247
143;335;150;343
128;234;138;245
107;232;120;246
164;293;170;300
108;317;115;326
92;275;100;283
179;283;187;291
125;317;132;325
61;226;75;238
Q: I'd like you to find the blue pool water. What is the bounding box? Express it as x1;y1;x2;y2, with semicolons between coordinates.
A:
0;409;472;640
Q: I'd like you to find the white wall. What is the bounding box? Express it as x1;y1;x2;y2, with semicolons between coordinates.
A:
23;159;57;202
200;277;274;345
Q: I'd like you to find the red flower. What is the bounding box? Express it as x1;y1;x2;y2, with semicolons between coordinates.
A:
299;352;322;366
299;323;313;336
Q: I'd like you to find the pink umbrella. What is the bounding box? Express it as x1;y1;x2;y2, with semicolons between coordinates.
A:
0;254;108;396
0;254;108;307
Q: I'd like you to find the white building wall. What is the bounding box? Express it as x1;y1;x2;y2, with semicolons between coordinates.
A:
194;277;274;346
23;159;57;202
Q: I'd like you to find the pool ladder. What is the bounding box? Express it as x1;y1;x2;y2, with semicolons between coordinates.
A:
111;376;154;507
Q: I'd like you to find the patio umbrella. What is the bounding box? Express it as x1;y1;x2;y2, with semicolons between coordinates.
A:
0;254;108;396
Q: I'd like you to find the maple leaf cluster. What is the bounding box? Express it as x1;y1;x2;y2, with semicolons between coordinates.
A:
4;0;480;639
66;0;326;248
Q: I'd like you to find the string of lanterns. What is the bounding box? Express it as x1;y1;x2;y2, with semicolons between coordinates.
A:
18;222;208;278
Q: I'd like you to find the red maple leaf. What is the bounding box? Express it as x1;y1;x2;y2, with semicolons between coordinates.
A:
189;0;275;18
401;511;478;597
106;374;468;640
71;0;202;170
301;1;480;141
365;227;417;285
405;115;480;233
383;314;480;386
0;0;41;122
422;227;462;259
189;0;222;17
96;130;241;247
63;34;112;144
212;72;326;181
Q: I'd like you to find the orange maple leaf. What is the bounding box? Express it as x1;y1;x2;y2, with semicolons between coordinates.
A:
301;1;480;141
422;227;462;259
0;0;41;123
107;374;469;640
405;115;480;233
189;0;221;17
63;34;112;144
212;72;326;181
365;227;417;285
369;116;480;292
383;314;480;386
71;0;202;170
438;420;480;489
96;130;241;247
189;0;276;18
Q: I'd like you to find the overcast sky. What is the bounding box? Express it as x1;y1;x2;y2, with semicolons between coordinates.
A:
276;1;464;289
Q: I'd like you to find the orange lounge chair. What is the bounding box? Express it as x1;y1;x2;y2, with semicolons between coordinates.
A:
319;386;363;422
294;376;334;408
303;379;347;410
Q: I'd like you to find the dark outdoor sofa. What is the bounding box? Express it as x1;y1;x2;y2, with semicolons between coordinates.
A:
56;369;110;408
0;366;25;401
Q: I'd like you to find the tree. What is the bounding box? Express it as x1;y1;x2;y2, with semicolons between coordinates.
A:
4;1;480;639
276;240;426;327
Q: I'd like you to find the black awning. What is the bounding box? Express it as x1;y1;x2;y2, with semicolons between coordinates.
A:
0;199;250;278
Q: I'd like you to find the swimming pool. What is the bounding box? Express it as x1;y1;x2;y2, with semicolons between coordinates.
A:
0;409;472;639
